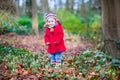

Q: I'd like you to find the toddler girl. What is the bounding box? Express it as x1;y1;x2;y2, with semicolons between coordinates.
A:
44;13;66;67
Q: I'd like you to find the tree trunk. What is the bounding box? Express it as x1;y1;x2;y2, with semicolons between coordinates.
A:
26;0;32;17
81;0;89;35
65;0;70;11
18;0;26;16
59;0;62;9
65;0;74;13
70;0;74;13
102;0;120;59
41;0;49;13
32;0;39;36
0;0;15;14
76;0;81;14
14;0;20;17
22;0;26;16
54;0;57;12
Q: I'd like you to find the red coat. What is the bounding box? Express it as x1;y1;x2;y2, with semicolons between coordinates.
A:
44;23;66;54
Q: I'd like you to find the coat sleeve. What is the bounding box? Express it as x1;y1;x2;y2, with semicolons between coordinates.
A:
44;29;50;44
55;25;64;43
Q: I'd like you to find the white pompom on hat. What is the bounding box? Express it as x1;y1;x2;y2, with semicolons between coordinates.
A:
45;13;57;20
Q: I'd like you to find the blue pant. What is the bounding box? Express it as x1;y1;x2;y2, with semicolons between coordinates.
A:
50;52;62;63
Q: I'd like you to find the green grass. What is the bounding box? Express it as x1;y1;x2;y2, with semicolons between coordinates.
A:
0;45;119;79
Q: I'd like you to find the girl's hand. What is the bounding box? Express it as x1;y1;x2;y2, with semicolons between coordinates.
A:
46;42;50;46
50;28;54;32
44;23;49;28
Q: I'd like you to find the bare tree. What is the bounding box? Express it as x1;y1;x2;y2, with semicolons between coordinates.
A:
41;0;49;13
70;0;74;12
32;0;39;36
76;0;81;14
26;0;32;17
22;0;26;16
81;0;89;34
14;0;20;17
59;0;63;9
54;0;57;12
102;0;120;59
66;0;69;11
14;0;26;17
0;0;16;14
65;0;74;12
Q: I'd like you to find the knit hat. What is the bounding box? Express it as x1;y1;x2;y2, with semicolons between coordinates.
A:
45;13;57;21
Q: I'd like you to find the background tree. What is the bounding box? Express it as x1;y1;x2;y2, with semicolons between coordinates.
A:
69;0;74;13
102;0;120;59
66;0;74;13
14;0;26;17
0;0;15;14
81;0;89;35
26;0;32;17
66;0;69;11
41;0;50;14
32;0;39;36
14;0;20;17
59;0;63;9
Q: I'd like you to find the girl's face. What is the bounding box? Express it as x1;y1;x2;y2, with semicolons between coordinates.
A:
47;18;56;27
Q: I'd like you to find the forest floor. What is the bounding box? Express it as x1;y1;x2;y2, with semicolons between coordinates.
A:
0;33;96;56
0;33;97;79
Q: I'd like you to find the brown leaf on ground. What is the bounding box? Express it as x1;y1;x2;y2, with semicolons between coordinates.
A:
0;33;96;55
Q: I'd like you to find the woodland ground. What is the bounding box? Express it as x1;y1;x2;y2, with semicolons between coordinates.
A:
0;33;97;79
0;33;95;56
